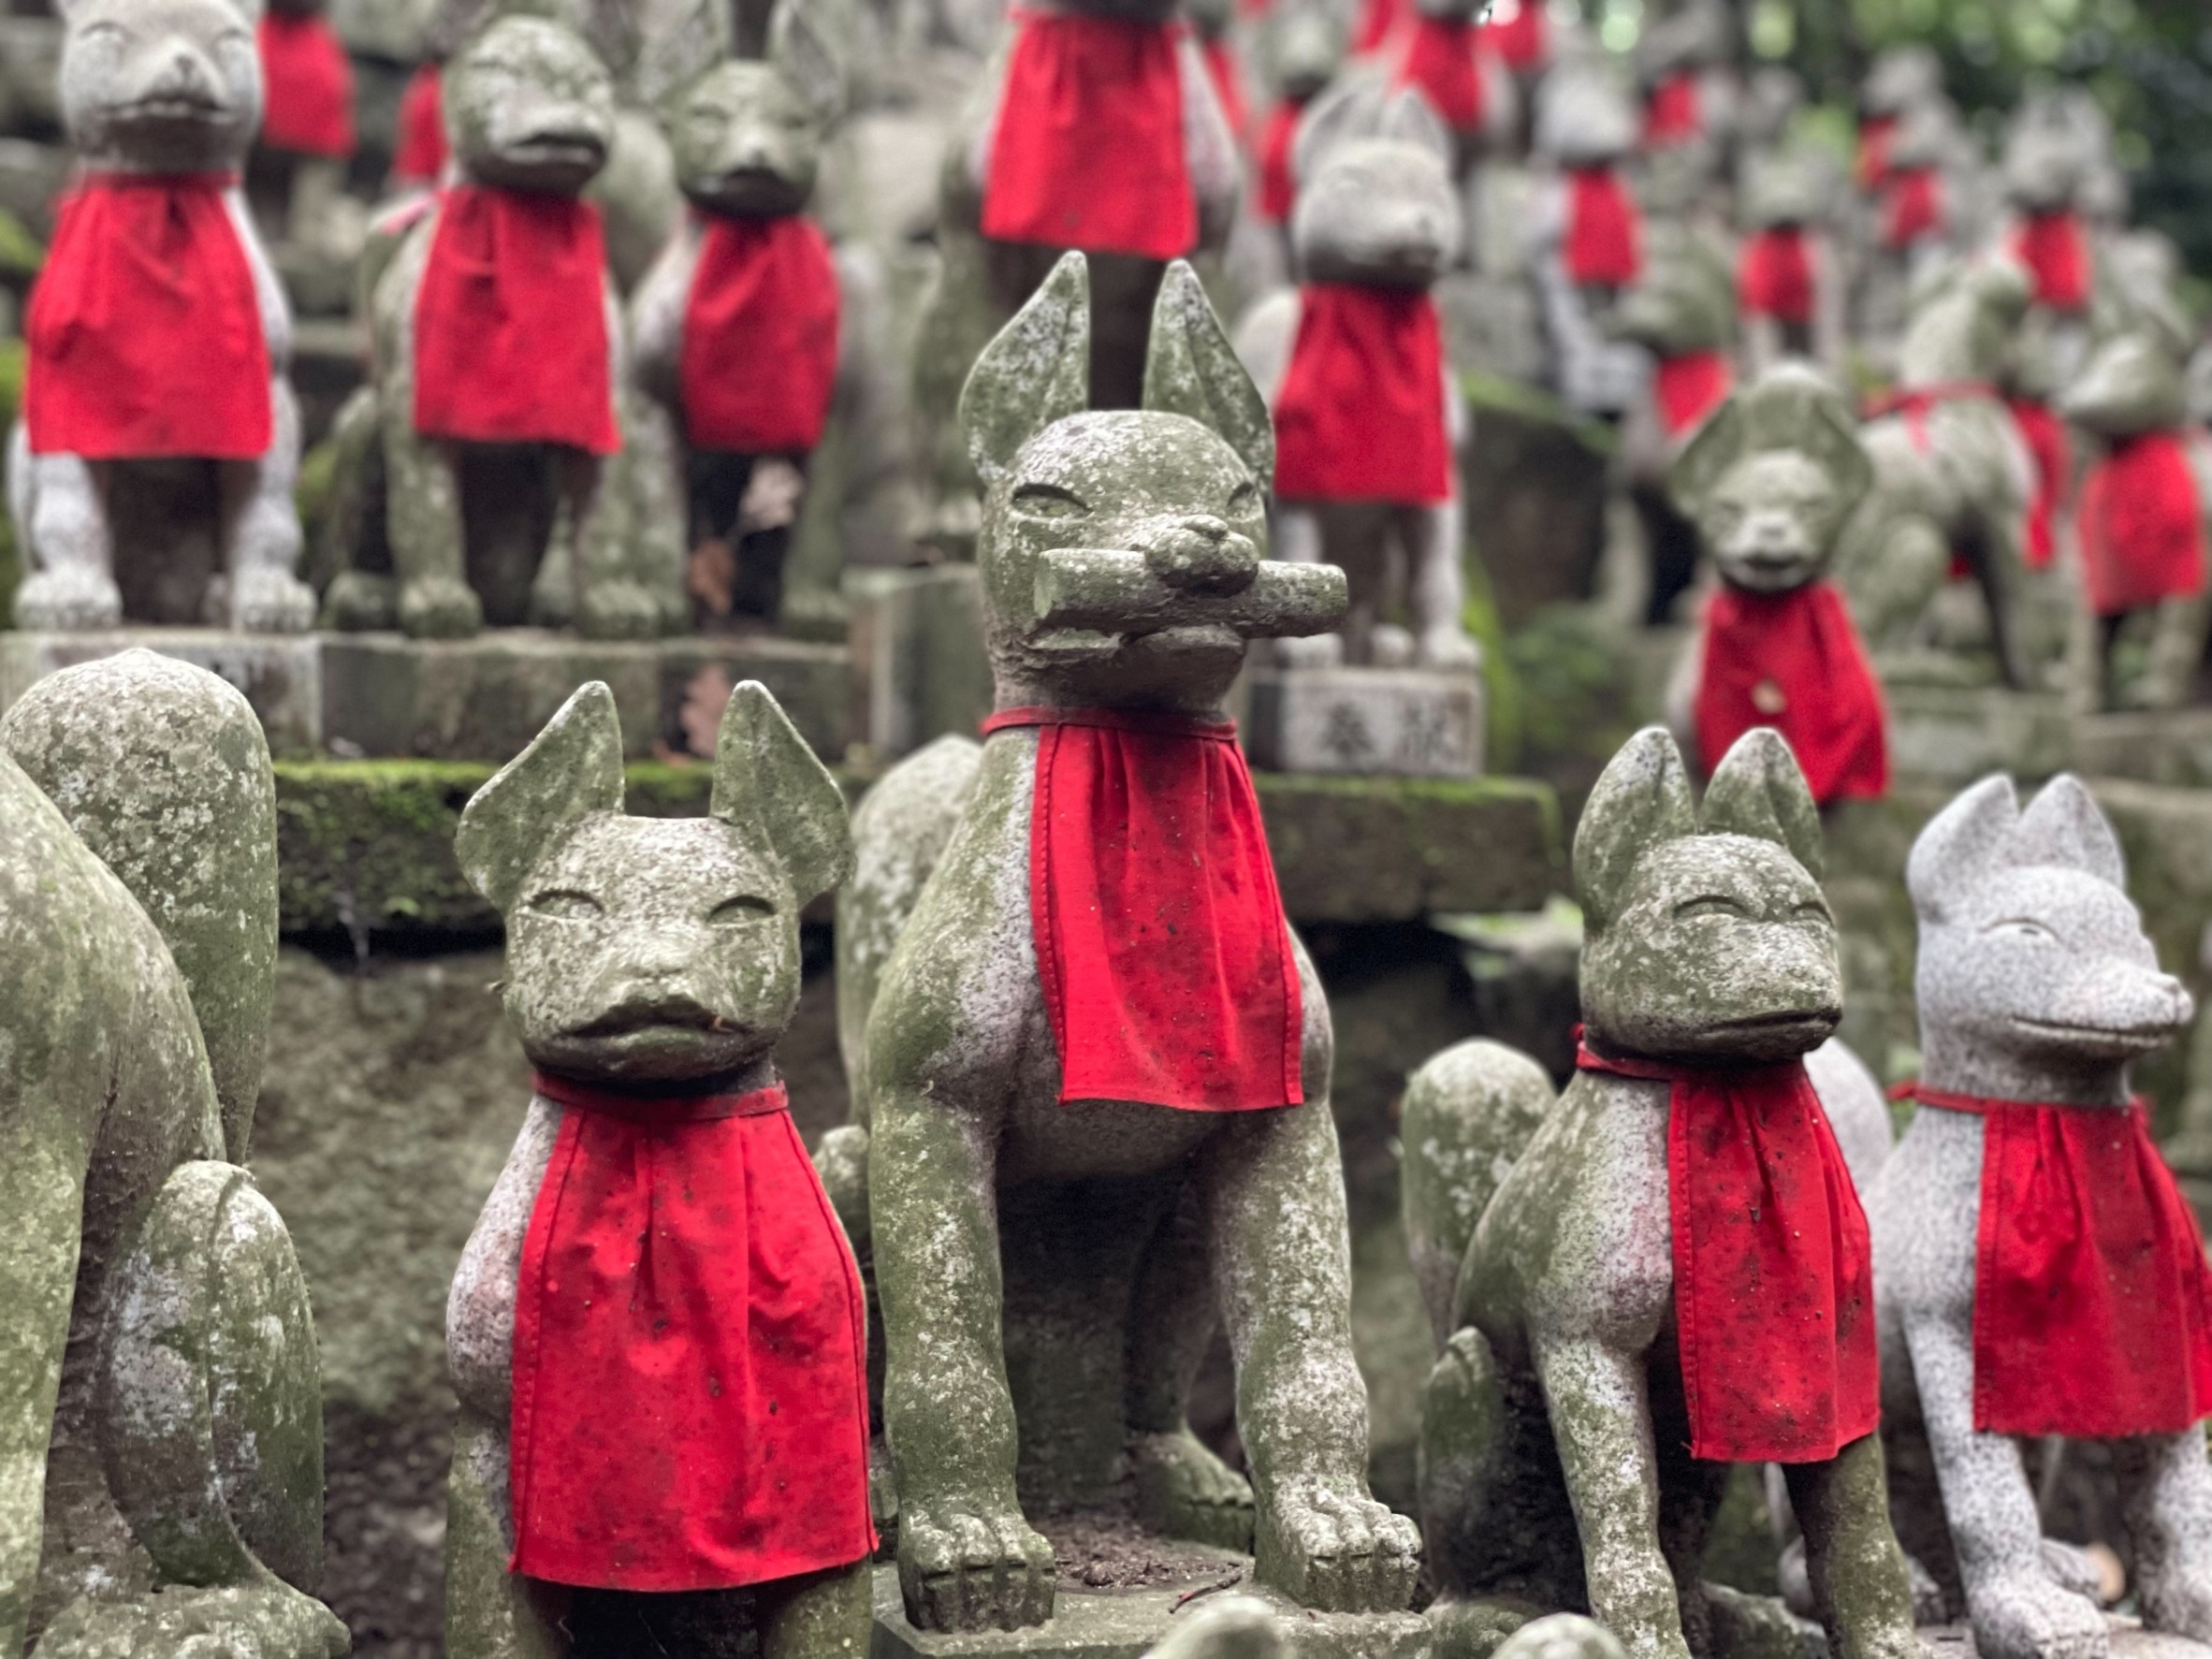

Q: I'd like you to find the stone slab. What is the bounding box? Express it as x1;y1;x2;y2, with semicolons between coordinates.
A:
1917;1620;2209;1659
0;629;325;756
1245;667;1485;779
2072;708;2212;789
317;630;850;764
848;563;994;761
870;1565;1433;1659
1884;684;2074;787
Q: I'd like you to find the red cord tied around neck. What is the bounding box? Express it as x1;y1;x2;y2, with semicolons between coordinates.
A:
258;12;357;158
1895;1083;2212;1438
412;184;619;454
1273;284;1452;505
1861;379;1999;456
24;171;271;459
1695;582;1887;805
981;8;1198;261
2075;429;2206;618
509;1071;876;1590
1578;1042;1880;1463
679;213;840;455
981;706;1304;1113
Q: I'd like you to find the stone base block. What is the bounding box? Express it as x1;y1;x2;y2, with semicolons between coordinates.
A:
317;631;849;763
1919;1619;2209;1659
848;564;993;761
870;1564;1431;1659
1885;684;2073;787
2072;708;2212;789
0;628;324;755
1246;667;1484;779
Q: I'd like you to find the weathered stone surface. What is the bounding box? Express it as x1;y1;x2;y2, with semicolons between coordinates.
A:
1;629;325;757
2072;709;2212;789
1246;667;1485;780
1462;395;1610;628
1884;684;2074;788
846;564;996;762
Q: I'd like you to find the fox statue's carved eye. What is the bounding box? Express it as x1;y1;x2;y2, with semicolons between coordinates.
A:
1012;483;1086;520
1792;900;1834;926
73;20;126;48
1227;481;1260;517
1674;895;1748;922
709;895;777;924
1986;918;2057;943
530;889;604;920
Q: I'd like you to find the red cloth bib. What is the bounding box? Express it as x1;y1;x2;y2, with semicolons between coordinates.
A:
1856;114;1897;189
509;1075;876;1591
413;184;618;454
1484;0;1546;72
679;214;839;455
2014;210;2091;313
1397;15;1482;135
1257;97;1302;224
982;10;1196;262
2076;430;2205;618
1696;582;1887;805
257;12;356;158
392;62;447;183
1564;166;1640;288
1900;1086;2212;1439
1273;283;1451;505
1645;72;1700;145
1578;1043;1880;1463
2007;396;2070;572
1352;0;1407;56
24;173;271;459
1739;226;1814;326
984;707;1303;1113
1200;36;1249;141
1654;349;1732;440
1881;167;1943;250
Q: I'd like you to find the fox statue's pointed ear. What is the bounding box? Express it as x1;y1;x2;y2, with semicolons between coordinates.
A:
1702;728;1824;880
962;252;1091;486
1576;728;1697;931
1142;261;1274;491
771;0;844;124
457;681;627;911
2013;774;2126;890
1906;774;2019;923
711;680;853;907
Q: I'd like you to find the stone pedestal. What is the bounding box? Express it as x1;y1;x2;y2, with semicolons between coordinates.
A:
2072;708;2212;789
1245;667;1484;779
0;629;325;754
848;564;993;761
870;1564;1431;1659
1884;684;2073;788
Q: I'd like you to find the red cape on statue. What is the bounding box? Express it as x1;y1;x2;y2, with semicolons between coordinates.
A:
1695;582;1887;804
679;213;839;455
1397;15;1483;134
1654;350;1732;440
25;172;271;459
258;12;356;158
982;10;1196;261
1273;284;1451;505
983;706;1304;1113
1739;226;1814;327
2076;430;2205;618
1899;1086;2212;1439
1881;167;1943;250
1564;165;1640;287
1645;72;1700;145
393;62;447;183
1352;0;1406;56
1578;1043;1880;1464
2013;209;2091;313
1484;0;1546;72
413;184;618;454
2008;396;2069;572
1256;97;1302;224
508;1075;876;1592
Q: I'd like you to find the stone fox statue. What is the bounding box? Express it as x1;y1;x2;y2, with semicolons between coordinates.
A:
1876;774;2212;1659
830;252;1419;1634
1404;726;1923;1659
0;651;342;1659
443;679;872;1657
11;0;314;633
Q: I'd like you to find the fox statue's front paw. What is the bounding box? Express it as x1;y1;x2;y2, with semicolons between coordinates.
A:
1417;625;1481;672
1969;1566;2108;1659
398;575;484;640
2138;1550;2212;1645
1131;1426;1255;1551
15;567;123;631
1256;1476;1420;1613
231;568;317;634
898;1494;1055;1633
575;577;665;641
33;1580;350;1659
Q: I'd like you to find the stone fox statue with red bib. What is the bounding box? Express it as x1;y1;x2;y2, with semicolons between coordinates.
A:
442;679;873;1656
830;253;1420;1634
11;0;315;633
